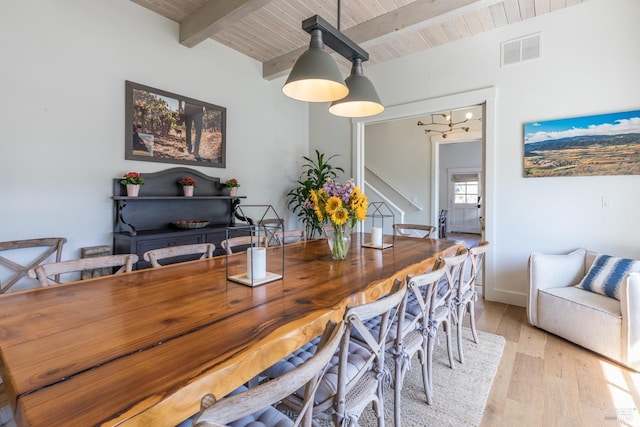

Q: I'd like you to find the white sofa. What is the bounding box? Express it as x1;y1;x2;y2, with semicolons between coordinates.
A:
528;248;640;371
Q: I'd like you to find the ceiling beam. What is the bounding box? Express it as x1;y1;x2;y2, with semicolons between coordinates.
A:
180;0;274;48
262;0;499;80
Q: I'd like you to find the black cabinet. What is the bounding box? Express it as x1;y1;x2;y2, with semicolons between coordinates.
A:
112;167;245;268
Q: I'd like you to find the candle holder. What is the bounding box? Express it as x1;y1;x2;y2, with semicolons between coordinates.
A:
361;201;394;250
226;205;284;287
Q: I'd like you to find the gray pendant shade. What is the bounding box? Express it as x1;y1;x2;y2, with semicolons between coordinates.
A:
328;58;384;118
282;29;348;103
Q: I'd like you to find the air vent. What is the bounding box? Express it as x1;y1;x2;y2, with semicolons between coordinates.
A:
501;33;541;67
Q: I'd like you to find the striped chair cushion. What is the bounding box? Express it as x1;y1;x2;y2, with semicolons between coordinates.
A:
575;254;640;300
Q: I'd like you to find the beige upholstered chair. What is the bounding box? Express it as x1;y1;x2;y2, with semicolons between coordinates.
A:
453;241;490;363
273;230;306;246
393;223;436;238
220;235;267;254
528;249;640;371
143;243;215;267
393;266;446;425
27;254;138;287
261;280;407;426
185;321;345;427
0;237;67;292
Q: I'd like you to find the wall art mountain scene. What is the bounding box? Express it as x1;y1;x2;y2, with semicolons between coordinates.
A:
524;109;640;177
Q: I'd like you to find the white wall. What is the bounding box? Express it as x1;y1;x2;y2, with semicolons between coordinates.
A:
310;0;640;306
365;117;431;224
0;0;307;289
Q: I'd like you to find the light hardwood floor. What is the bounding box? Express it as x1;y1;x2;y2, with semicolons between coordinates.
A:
475;299;640;426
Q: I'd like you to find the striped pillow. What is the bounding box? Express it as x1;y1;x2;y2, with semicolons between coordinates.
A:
576;254;640;300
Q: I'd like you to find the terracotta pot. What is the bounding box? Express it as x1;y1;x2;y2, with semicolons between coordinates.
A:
126;184;140;197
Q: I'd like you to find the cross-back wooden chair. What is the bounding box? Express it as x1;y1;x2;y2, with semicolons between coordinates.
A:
273;229;306;246
454;241;490;363
261;280;407;426
185;320;345;427
143;243;215;268
258;218;284;247
392;266;446;425
393;223;436;238
27;254;138;287
0;237;67;293
220;235;267;254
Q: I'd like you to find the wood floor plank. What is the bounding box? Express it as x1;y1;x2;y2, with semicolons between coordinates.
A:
543;374;585;427
517;321;546;359
480;339;516;426
507;353;545;404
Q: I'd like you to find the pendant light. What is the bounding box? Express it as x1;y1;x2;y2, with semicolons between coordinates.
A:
328;58;384;117
282;28;348;102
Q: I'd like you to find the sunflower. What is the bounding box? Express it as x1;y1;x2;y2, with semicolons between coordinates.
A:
331;207;349;225
326;196;342;215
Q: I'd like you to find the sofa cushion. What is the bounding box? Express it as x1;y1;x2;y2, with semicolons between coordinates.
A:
575;254;640;300
538;286;622;363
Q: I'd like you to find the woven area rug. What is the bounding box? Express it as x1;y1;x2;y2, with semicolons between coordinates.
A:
357;328;506;427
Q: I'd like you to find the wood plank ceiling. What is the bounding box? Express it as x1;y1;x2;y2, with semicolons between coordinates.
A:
131;0;585;80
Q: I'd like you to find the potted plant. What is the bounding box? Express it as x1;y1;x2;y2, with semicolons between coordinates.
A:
178;176;197;197
287;150;344;239
225;178;240;197
120;172;145;197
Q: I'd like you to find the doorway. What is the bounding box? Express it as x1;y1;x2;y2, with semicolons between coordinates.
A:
447;167;482;234
353;87;497;300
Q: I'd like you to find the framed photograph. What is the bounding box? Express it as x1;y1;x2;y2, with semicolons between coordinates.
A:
125;81;226;168
524;109;640;177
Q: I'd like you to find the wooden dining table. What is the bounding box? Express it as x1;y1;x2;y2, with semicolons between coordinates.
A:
0;234;461;426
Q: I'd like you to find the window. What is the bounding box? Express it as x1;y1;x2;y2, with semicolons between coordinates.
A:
453;174;479;204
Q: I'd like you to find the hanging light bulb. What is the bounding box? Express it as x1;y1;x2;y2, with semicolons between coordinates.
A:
328;58;384;117
282;28;348;102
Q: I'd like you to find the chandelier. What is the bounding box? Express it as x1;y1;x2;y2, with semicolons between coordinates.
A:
282;0;383;118
417;111;481;138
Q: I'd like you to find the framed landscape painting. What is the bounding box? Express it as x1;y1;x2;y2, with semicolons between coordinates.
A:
125;81;226;168
524;109;640;177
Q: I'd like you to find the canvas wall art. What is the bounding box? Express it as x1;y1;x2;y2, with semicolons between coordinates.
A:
524;109;640;177
125;81;226;168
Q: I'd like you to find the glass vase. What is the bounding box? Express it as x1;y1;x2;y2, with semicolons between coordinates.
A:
327;224;351;260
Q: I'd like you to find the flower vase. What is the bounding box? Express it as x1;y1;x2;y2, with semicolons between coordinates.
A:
327;224;351;260
126;184;140;197
183;186;194;197
229;187;238;197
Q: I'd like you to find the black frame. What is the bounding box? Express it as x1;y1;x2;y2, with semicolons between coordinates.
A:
125;81;226;168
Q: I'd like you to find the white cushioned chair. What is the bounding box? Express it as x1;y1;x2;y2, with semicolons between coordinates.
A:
528;248;640;371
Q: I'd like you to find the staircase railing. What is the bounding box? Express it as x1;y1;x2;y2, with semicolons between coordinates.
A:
364;165;423;211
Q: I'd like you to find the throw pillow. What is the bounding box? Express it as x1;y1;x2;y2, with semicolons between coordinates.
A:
576;254;640;300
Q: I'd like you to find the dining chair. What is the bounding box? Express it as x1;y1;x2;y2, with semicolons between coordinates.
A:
261;280;407;426
143;243;215;267
393;223;436;238
453;241;490;363
0;237;67;293
27;254;138;287
184;320;345;427
273;229;306;246
258;218;284;247
220;235;267;255
392;266;446;424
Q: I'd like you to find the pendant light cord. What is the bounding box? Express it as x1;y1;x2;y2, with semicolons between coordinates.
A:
337;0;341;31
